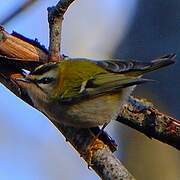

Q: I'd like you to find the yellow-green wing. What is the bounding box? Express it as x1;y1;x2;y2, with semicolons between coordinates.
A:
85;73;149;97
56;60;150;103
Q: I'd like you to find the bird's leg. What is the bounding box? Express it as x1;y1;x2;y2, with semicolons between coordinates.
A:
85;123;109;167
97;122;109;137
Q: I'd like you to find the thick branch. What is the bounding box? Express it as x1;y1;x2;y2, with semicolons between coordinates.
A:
93;147;134;180
47;0;75;61
117;97;180;150
53;122;135;180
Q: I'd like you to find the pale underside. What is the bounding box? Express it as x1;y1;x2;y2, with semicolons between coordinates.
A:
27;84;134;128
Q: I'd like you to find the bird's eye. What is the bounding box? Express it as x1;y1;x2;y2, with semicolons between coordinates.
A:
36;77;54;84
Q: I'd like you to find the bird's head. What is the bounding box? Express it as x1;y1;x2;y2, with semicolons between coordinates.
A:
16;62;60;98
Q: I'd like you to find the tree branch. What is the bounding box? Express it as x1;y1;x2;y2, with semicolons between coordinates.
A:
47;0;75;61
118;97;180;150
0;26;48;62
53;122;135;180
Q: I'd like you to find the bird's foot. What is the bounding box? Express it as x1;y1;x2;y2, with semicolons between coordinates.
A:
85;138;107;168
83;124;109;167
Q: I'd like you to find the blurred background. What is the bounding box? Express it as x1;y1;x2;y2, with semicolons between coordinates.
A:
0;0;180;179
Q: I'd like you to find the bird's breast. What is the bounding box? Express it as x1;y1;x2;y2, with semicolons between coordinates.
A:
28;86;134;128
61;87;134;127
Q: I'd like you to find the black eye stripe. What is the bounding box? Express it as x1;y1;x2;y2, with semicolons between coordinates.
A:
36;77;55;84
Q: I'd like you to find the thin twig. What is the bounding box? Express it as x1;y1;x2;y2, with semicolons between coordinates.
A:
47;0;75;62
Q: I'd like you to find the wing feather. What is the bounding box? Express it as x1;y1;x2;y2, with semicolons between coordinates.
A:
94;54;175;74
58;72;151;104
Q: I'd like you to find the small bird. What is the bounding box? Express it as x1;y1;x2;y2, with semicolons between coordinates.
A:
16;54;175;128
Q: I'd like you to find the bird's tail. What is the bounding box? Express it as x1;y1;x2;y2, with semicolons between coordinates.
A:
95;53;176;76
125;53;176;76
145;53;176;72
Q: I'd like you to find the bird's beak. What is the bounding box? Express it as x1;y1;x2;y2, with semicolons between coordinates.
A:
15;77;32;83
